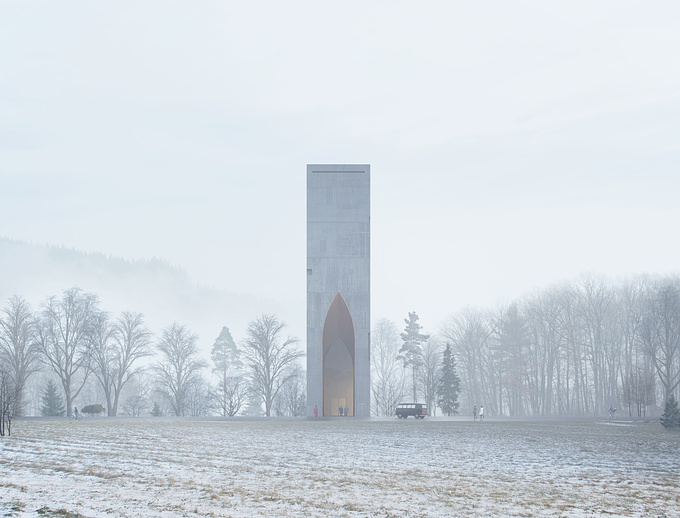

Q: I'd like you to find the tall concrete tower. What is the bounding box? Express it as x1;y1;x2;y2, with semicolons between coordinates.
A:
307;164;370;417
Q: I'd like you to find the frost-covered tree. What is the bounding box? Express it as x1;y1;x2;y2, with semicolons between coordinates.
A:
438;343;461;416
420;337;442;415
398;312;429;403
641;284;680;403
242;314;302;417
215;375;248;417
154;323;207;416
119;370;153;417
621;365;656;418
121;395;148;417
0;296;40;417
371;319;407;416
36;288;100;416
0;367;18;435
660;394;680;429
572;275;617;416
91;311;153;416
186;376;213;417
441;308;491;413
273;369;306;417
89;312;115;411
40;380;65;416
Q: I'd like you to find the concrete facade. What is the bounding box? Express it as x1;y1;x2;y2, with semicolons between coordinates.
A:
307;164;370;417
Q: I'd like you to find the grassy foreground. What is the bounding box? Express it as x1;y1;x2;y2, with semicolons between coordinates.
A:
1;417;679;517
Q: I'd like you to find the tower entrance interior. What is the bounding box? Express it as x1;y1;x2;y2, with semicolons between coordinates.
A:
322;293;355;416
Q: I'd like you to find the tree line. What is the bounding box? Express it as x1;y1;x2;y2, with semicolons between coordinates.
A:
372;274;680;419
371;312;461;417
0;287;304;429
3;273;680;427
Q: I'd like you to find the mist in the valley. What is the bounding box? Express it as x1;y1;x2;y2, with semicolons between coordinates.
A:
0;238;288;348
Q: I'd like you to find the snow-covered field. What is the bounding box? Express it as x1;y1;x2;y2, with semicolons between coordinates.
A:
1;417;679;517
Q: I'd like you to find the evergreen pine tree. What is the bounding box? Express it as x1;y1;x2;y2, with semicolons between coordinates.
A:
437;343;461;416
150;401;164;417
211;326;243;416
398;312;429;402
211;327;242;372
40;380;65;416
660;394;680;428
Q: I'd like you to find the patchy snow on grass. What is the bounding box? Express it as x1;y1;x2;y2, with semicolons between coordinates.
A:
1;418;679;517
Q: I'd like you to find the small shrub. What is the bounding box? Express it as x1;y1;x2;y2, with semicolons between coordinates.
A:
81;404;105;416
122;395;148;417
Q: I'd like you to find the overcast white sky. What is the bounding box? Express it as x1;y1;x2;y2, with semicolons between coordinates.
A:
2;1;680;338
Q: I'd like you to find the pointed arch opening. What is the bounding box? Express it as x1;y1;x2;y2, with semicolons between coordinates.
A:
322;292;355;416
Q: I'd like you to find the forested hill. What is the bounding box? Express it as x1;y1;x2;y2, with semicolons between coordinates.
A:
0;237;282;352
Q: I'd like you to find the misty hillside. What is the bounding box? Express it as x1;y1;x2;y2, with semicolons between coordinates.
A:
0;237;284;353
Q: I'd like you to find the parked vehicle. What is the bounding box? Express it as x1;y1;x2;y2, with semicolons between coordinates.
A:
395;403;428;419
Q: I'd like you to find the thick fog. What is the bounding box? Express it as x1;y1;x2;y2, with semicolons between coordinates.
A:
2;2;680;341
2;6;680;515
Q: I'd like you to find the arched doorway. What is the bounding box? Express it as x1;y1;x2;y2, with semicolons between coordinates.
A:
322;292;355;416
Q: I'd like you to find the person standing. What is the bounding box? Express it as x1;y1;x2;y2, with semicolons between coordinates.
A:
479;405;484;421
473;405;478;421
339;404;343;416
344;404;349;417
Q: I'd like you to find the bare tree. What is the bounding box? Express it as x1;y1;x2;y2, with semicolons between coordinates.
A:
89;312;115;412
211;326;243;417
615;276;653;416
35;287;99;416
0;366;18;436
621;364;656;417
0;296;40;416
370;318;407;416
420;337;442;416
121;394;149;417
523;289;568;416
214;375;249;417
25;374;45;416
121;370;153;417
640;282;680;402
273;369;306;417
91;311;153;416
554;283;591;415
435;274;680;419
154;323;207;416
441;308;492;413
241;314;302;417
186;376;213;417
573;275;616;415
495;302;531;416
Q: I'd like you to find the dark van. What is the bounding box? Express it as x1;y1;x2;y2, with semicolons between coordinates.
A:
395;403;428;419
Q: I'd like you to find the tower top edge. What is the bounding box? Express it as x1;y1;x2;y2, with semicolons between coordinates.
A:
307;164;370;170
